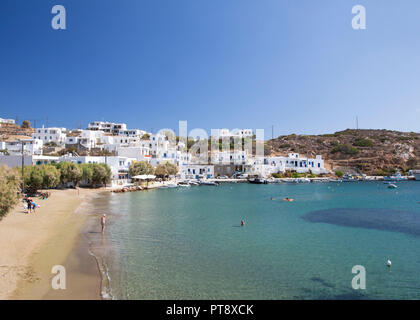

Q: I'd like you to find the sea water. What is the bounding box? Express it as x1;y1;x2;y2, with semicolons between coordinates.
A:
90;182;420;299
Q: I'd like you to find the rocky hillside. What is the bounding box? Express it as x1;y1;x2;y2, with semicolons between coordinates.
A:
0;123;34;141
267;129;419;175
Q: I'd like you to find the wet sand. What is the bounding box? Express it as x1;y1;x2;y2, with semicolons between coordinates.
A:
0;188;104;300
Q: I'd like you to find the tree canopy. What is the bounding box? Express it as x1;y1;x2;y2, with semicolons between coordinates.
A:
129;161;155;176
0;165;20;218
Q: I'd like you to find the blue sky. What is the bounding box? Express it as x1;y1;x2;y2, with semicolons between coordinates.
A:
1;0;420;137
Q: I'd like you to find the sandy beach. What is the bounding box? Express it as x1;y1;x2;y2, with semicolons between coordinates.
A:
0;188;104;300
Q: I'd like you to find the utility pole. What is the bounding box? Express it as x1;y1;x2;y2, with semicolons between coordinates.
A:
356;116;359;130
21;140;25;196
272;125;274;140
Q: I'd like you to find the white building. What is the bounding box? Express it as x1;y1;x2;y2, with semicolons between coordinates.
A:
213;128;253;138
116;145;151;162
246;153;327;177
0;118;15;124
2;138;43;156
210;150;250;165
118;129;147;137
59;154;136;187
87;121;127;135
33;126;67;145
66;130;112;150
179;164;214;180
0;154;59;167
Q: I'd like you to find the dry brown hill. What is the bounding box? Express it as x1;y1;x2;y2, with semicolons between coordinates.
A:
0;123;34;141
267;129;420;175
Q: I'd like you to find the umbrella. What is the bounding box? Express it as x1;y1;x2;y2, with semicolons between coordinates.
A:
131;175;156;180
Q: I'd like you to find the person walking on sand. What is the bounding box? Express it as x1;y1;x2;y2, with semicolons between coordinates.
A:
26;198;32;213
101;214;106;233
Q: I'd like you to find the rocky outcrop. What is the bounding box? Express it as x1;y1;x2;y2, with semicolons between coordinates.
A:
267;129;419;175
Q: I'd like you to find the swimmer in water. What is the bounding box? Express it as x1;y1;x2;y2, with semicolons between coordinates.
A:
241;220;245;226
101;214;106;233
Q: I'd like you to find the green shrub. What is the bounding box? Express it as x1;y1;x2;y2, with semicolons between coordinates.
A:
0;165;20;218
335;170;344;177
331;144;360;155
353;138;374;147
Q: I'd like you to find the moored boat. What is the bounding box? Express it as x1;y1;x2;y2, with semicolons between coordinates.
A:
248;178;267;184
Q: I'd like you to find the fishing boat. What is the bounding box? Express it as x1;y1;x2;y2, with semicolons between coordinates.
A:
199;181;219;186
248;178;267;184
409;170;420;181
384;172;408;181
342;174;358;182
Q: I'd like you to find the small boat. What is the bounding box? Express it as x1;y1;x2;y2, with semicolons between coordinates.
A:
248;178;267;184
387;183;398;189
166;183;178;188
384;172;408;181
199;181;219;186
177;181;191;187
189;181;200;186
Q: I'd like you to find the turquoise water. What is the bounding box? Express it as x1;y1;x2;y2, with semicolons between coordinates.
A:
95;182;420;299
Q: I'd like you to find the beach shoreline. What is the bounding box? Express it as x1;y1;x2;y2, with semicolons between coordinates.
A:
0;188;105;300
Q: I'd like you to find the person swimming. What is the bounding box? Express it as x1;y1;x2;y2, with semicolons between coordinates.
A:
101;214;106;232
241;220;245;226
283;197;294;202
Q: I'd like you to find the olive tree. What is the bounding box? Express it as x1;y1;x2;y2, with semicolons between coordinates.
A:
0;165;20;218
129;161;155;176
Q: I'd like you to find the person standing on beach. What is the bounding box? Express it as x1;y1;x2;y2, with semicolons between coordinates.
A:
101;214;106;233
26;198;32;213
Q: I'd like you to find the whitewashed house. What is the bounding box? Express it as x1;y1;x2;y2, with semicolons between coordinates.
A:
213;128;253;138
66;130;113;150
87;121;127;135
0;118;15;124
33;126;66;145
3;138;43;156
179;164;214;180
0;154;59;167
59;154;136;186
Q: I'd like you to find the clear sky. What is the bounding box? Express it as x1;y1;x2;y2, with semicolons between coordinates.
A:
1;0;420;137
